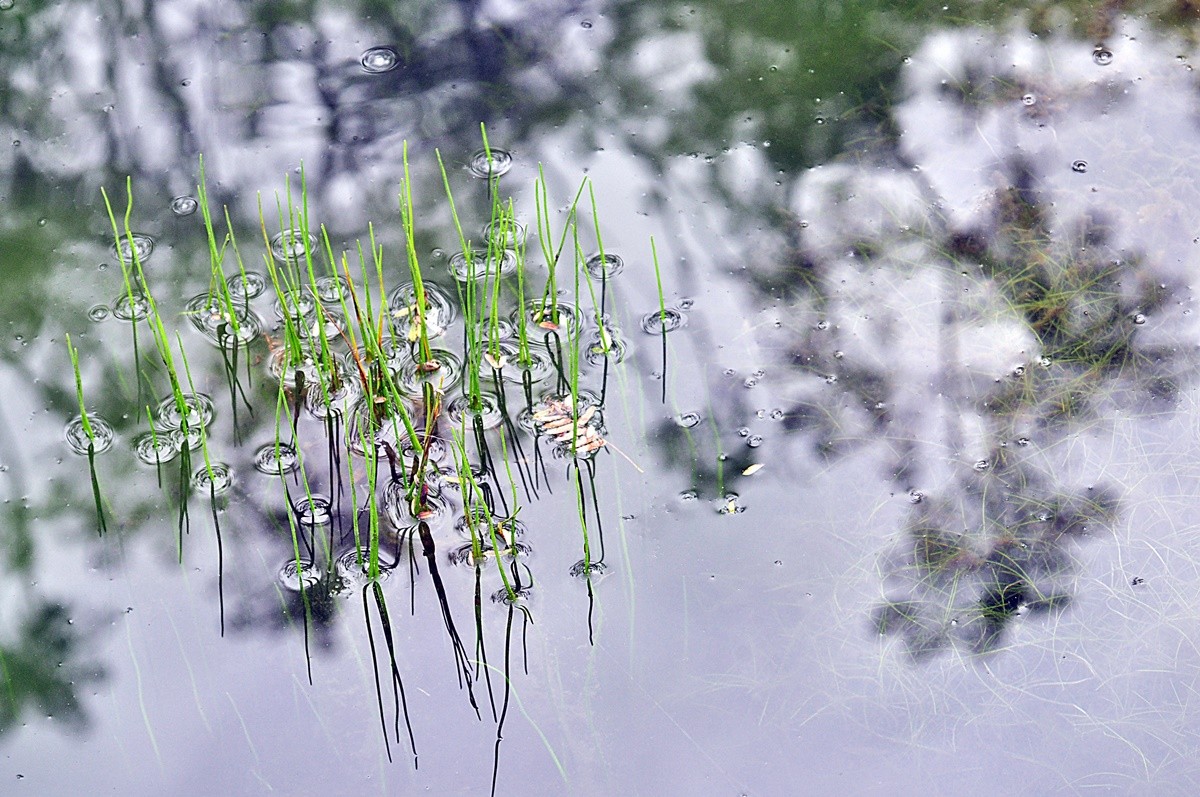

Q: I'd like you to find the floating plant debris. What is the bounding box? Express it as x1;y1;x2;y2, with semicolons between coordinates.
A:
531;393;607;457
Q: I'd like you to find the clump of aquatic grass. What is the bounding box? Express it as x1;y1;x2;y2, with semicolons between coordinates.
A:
67;334;107;536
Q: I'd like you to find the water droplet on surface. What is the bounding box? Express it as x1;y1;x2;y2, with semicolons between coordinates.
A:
278;559;321;591
64;415;114;455
467;148;513;178
185;294;263;348
335;547;393;588
191;462;233;495
313;275;349;302
585;252;624;278
570;558;609;578
1092;47;1114;66
134;432;180;465
483;219;526;248
111;292;151;321
1071;160;1088;173
491;585;532;605
295;495;332;527
155;393;214;431
170;195;198;216
254;442;299;475
449;248;517;281
675;411;702;428
360;46;399;73
111;234;155;264
228;271;266;299
87;305;110;322
446;393;503;430
640;307;686;334
388;282;458;340
269;229;317;262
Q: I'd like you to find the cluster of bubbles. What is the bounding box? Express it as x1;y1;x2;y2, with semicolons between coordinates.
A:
130;392;218;466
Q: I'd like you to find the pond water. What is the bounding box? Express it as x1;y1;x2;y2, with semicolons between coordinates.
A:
4;0;1200;794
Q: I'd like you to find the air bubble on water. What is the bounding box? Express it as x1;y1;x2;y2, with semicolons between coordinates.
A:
1132;312;1146;325
449;248;516;281
278;559;321;591
111;234;154;264
1021;93;1036;106
335;547;392;588
1016;437;1031;447
389;282;458;340
446;392;503;430
1071;160;1088;173
360;46;399;73
678;297;695;311
169;425;204;452
675;411;702;428
769;408;784;420
228;272;266;299
111;293;151;321
491;585;532;605
1092;47;1114;66
1039;356;1052;367
270;229;317;261
170;196;199;216
87;305;110;322
746;434;764;448
570;559;609;578
641;308;686;334
815;320;829;330
908;490;924;504
580;19;593;29
973;459;990;472
585;252;624;278
185;294;263;348
313;275;350;302
467;148;513;179
64;414;114;455
483;219;526;248
191;462;233;495
134;432;180;465
737;427;750;437
679;489;699;502
155;393;214;431
0;1;15;11
295;495;332;527
254;442;299;475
